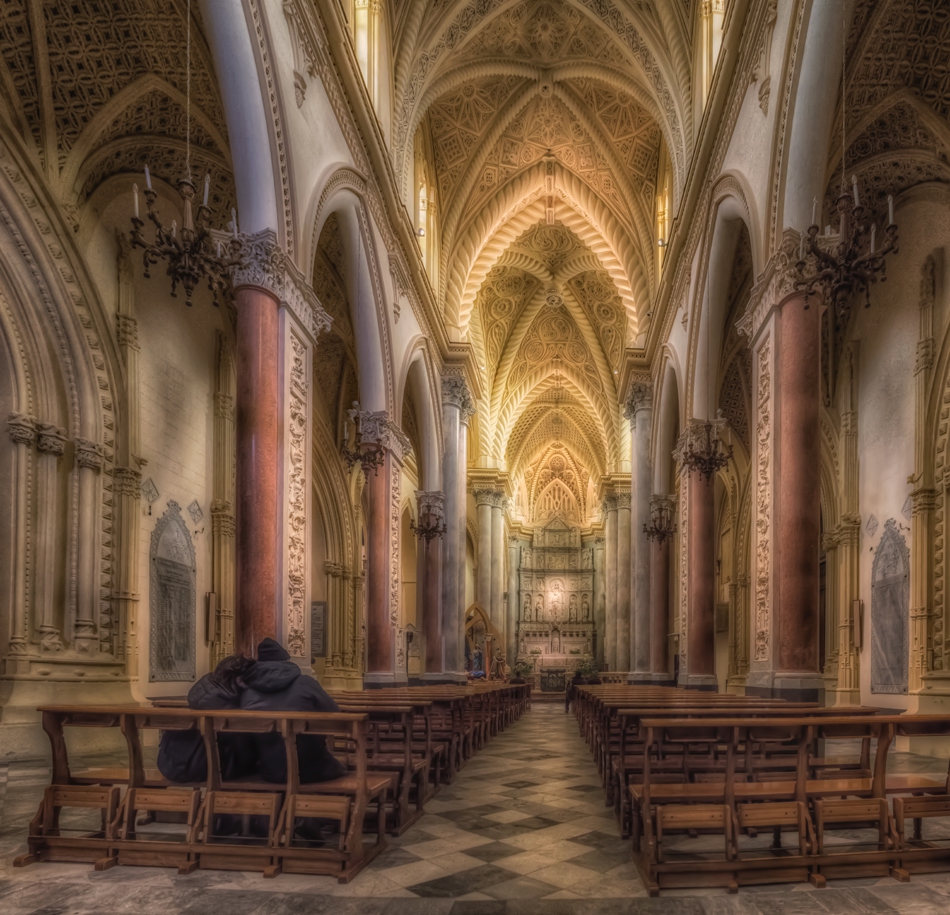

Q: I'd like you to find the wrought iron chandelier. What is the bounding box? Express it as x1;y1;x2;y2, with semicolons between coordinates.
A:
643;501;677;543
794;3;898;315
410;507;446;546
681;420;733;482
341;402;386;477
128;0;239;305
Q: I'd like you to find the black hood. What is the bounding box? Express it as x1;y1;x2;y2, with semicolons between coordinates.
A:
241;659;302;693
187;672;243;710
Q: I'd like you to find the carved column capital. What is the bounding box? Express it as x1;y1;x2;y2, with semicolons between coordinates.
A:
36;422;67;455
75;437;103;471
614;490;632;510
442;374;476;421
214;392;234;421
650;493;677;513
624;376;653;424
738;229;806;341
7;411;36;446
601;494;618;513
114;466;142;496
473;487;500;508
912;488;937;515
415;490;446;522
116;313;139;351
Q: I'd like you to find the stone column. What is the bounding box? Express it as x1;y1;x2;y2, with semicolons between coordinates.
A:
911;257;936;692
684;460;717;689
616;491;632;672
490;495;505;634
457;410;472;672
441;375;474;681
626;379;653;679
211;335;236;666
416;490;445;680
360;412;411;687
506;537;520;670
740;233;823;700
474;489;494;613
649;495;676;681
74;437;104;653
233;279;281;655
5;413;35;662
593;537;606;669
35;424;67;651
603;495;618;670
113;465;142;674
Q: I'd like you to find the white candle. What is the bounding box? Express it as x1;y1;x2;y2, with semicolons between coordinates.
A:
888;194;894;225
870;223;876;253
203;174;210;207
133;183;139;218
171;220;177;239
799;233;804;260
852;174;859;206
231;208;238;237
812;196;817;226
144;164;152;190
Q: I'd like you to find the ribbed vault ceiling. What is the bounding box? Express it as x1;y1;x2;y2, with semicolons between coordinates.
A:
398;0;687;525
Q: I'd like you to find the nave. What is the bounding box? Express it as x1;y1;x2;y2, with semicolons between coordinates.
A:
3;702;949;913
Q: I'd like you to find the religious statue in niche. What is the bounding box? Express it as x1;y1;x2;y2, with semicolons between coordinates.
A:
552;627;561;653
582;596;591;621
523;594;531;620
523;546;532;567
871;519;909;694
583;548;593;569
535;595;544;621
569;593;578;621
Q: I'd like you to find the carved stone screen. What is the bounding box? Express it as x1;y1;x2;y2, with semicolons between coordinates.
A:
871;519;909;695
149;501;196;681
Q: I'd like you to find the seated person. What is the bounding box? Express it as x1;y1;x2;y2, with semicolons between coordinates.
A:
157;654;258;783
240;638;347;784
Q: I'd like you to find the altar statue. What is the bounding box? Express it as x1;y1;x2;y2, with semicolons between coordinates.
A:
523;594;531;620
535;596;544;621
569;594;578;622
582;597;591;621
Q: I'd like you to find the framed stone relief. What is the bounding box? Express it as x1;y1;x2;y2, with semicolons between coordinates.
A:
870;519;909;695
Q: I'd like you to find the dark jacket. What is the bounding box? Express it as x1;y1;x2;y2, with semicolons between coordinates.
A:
157;673;256;783
240;659;346;784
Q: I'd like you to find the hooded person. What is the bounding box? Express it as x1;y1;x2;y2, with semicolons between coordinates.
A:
157;654;258;783
240;638;347;784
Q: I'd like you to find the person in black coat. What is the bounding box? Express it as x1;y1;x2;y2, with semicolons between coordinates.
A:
157;654;258;783
240;638;347;784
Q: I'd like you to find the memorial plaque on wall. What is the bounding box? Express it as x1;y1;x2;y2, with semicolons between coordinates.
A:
311;601;327;659
149;502;196;681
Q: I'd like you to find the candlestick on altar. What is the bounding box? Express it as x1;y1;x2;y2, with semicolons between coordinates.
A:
133;184;139;219
145;165;152;190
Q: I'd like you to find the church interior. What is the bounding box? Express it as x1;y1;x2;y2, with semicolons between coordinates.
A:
3;0;950;910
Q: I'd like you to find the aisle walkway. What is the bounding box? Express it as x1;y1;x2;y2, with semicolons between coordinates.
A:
2;703;950;913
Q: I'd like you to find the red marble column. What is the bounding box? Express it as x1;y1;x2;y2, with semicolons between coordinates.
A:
234;284;280;657
423;536;443;677
778;295;821;675
650;537;670;678
686;470;717;689
365;452;394;680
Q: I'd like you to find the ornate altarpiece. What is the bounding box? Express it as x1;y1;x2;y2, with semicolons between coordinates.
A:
516;517;595;675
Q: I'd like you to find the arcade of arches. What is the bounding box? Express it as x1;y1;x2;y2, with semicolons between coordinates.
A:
2;0;950;754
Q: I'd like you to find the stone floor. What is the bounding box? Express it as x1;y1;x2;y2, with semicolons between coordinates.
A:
3;702;950;913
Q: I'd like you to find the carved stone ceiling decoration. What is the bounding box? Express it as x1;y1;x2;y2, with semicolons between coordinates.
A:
527;445;589;522
0;0;232;210
509;222;586;272
476;265;544;371
565;269;625;370
467;94;628;221
831;1;950;210
452;0;631;67
428;74;527;205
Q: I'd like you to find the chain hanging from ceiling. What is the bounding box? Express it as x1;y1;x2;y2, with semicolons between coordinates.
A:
128;0;240;305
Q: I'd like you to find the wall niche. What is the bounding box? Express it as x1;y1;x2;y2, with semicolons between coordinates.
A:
149;501;196;681
870;518;909;695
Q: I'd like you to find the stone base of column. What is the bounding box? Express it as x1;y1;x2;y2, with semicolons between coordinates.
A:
628;671;675;685
746;671;825;703
678;673;719;691
830;687;861;706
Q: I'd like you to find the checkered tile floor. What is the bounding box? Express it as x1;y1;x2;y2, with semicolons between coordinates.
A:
3;703;950;913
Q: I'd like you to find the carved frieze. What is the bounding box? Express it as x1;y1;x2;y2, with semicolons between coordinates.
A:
754;336;772;662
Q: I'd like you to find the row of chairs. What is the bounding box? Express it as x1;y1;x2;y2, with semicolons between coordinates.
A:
571;685;950;894
14;681;530;882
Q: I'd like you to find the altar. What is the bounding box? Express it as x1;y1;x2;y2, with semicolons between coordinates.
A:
516;517;595;687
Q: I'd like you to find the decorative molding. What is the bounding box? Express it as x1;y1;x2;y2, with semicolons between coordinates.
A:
7;412;37;446
114;466;142;497
36;422;67;456
75;437;103;471
286;332;309;658
738;229;802;342
753;335;772;662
